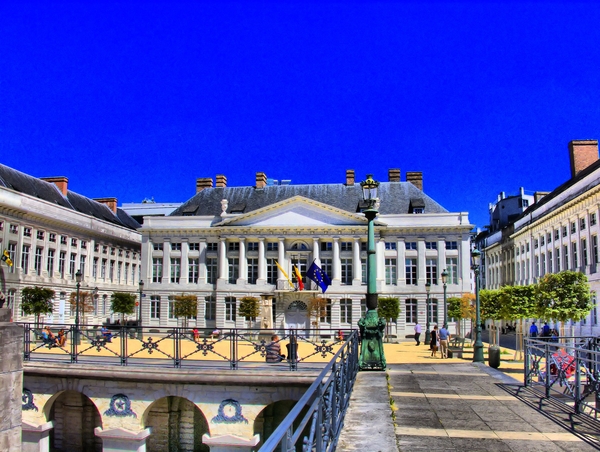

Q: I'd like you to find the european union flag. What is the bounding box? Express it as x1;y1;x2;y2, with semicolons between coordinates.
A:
306;262;332;293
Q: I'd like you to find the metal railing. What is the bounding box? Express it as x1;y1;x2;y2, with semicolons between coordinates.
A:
19;323;355;371
524;336;600;418
259;330;359;451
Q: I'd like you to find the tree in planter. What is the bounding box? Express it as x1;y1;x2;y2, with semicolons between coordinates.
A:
21;286;55;327
499;284;536;358
307;297;328;337
377;297;400;342
536;270;592;338
447;296;463;336
238;296;260;329
479;289;503;345
68;290;96;326
111;292;137;325
173;294;198;329
448;293;475;338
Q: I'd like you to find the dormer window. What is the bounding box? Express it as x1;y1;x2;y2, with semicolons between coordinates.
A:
409;198;425;214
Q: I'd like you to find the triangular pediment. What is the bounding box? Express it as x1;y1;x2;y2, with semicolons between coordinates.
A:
215;196;370;227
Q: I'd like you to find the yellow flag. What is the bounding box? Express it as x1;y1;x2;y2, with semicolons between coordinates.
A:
2;250;12;267
275;261;294;288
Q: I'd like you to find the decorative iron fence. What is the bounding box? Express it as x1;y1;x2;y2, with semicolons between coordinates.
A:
19;323;355;370
524;336;600;418
259;330;359;451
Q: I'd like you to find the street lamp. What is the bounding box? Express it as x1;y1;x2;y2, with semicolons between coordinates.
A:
75;270;82;344
137;280;144;340
357;174;386;371
471;249;484;363
424;282;431;344
441;269;448;327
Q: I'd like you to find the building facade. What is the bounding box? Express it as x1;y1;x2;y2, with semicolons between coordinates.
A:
482;140;600;334
139;169;473;338
0;164;142;325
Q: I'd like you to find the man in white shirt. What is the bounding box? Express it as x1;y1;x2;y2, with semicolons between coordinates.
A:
414;322;422;346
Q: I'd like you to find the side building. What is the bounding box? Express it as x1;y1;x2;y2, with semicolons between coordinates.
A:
482;140;600;335
0;164;142;325
139;169;473;338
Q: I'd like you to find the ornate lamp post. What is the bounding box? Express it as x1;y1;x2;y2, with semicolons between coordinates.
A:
471;249;484;363
441;269;448;327
424;282;431;344
358;174;386;371
75;270;82;344
137;280;144;340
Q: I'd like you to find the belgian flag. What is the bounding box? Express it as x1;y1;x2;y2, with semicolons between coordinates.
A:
1;250;13;267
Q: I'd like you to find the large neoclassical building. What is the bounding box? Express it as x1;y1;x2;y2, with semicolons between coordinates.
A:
0;164;142;324
139;169;474;337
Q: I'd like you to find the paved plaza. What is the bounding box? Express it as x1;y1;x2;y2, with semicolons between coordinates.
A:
339;341;600;452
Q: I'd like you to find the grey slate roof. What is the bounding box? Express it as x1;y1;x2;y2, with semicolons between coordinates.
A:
170;182;448;217
0;163;140;231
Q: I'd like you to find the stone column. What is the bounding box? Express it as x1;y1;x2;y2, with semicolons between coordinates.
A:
202;433;260;452
22;422;54;452
0;307;23;452
95;427;152;452
257;238;266;285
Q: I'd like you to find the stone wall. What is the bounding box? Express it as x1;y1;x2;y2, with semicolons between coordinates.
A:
0;308;23;452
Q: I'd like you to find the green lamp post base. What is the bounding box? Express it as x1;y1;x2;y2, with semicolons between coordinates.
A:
358;309;386;371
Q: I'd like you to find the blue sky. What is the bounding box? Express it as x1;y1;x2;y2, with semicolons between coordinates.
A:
2;1;600;229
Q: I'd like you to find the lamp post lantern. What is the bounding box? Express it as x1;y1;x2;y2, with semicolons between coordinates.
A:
137;280;144;340
357;174;386;371
441;269;448;327
471;249;484;363
424;282;431;344
75;270;82;344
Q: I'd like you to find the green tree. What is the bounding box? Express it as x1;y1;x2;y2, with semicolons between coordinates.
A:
536;270;592;326
238;296;260;328
447;296;462;321
378;297;400;342
498;284;537;356
111;292;137;324
174;294;198;328
68;290;96;325
21;286;55;327
480;289;503;344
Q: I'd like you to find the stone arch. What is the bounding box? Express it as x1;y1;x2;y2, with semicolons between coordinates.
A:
253;399;309;451
143;396;210;452
47;390;102;452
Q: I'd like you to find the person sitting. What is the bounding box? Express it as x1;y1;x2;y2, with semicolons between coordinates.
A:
193;328;199;341
57;329;67;347
42;326;58;347
211;329;221;339
100;326;113;342
266;335;285;363
286;336;300;362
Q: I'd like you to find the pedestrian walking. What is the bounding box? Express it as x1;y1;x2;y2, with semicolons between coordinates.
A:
529;321;538;338
439;324;450;358
430;325;439;358
414;321;422;346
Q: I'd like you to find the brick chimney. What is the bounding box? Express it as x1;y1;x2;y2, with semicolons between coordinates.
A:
569;140;599;177
406;171;423;191
345;170;355;186
41;176;68;196
94;197;118;214
388;168;400;182
534;191;550;204
196;178;213;193
216;174;227;188
256;172;267;189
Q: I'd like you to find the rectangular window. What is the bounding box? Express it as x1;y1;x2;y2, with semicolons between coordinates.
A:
22;245;30;275
562;226;567;237
171;242;181;251
385;258;397;285
405;241;417;250
563;245;569;270
247;242;259;251
205;296;216;321
150;296;161;319
266;242;278;251
132;264;137;284
36;230;44;240
534;239;538;249
79;255;86;274
225;297;236;322
361;298;367;317
547;233;552;243
321;259;333;283
572;242;578;269
571;222;577;234
405;299;418;323
171;258;181;283
445;241;458;250
540;236;545;246
446;257;459;284
9;224;18;234
548;250;553;274
34;247;43;275
109;260;115;282
23;227;32;237
206;242;218;252
168;298;176;319
405;258;417;285
581;218;587;230
321;242;333;251
541;253;546;276
320;299;332;324
425;258;437;284
71;238;77;247
591;213;598;226
189;258;199;283
555;248;560;272
117;262;122;282
429;299;439;324
206;258;217;284
247;258;258;284
228;258;239;283
69;253;76;278
384;242;396;250
554;230;559;241
124;262;129;283
338;259;352;285
267;259;277;284
188;242;200;251
593;236;599;265
153;242;163;251
340;241;352;251
340;298;352;324
81;240;87;249
228;242;239;252
47;249;55;275
425;241;437;250
49;233;56;242
582;238;588;267
58;251;66;278
152;258;163;283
